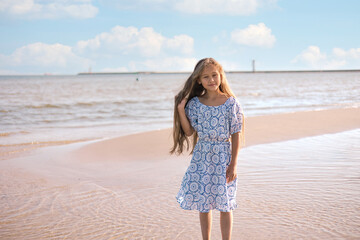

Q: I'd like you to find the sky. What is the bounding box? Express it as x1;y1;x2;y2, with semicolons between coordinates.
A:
0;0;359;74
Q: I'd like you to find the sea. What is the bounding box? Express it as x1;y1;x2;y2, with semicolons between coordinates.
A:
0;71;360;157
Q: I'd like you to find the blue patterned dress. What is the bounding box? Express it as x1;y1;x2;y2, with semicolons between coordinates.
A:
176;96;243;212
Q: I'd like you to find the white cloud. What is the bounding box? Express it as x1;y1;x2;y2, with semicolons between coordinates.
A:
0;25;197;74
75;26;194;57
102;0;171;11
175;0;258;15
165;35;194;55
333;47;360;59
102;0;277;15
292;46;360;70
292;46;326;67
231;23;276;48
0;0;98;19
0;42;92;73
322;60;347;70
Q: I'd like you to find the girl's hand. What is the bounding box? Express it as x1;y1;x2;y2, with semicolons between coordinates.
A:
177;97;187;112
226;164;237;183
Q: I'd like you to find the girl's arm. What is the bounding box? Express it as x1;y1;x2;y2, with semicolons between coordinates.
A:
178;98;194;136
226;132;240;183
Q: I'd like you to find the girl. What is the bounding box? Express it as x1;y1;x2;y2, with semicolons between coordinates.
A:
171;58;244;240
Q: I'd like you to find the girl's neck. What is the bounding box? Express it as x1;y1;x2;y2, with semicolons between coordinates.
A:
203;90;223;100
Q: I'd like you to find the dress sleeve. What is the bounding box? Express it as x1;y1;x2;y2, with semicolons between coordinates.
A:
185;98;198;130
230;98;244;135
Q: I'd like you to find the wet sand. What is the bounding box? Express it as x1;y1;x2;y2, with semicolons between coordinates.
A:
1;108;360;239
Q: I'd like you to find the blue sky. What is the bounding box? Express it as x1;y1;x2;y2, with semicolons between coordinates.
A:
0;0;359;74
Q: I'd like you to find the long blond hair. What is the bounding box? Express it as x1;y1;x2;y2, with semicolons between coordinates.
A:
170;58;243;155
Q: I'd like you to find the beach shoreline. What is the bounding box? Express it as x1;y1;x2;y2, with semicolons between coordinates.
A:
1;107;359;162
72;107;360;163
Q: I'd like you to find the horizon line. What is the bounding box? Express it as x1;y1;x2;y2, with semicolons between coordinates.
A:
78;69;360;75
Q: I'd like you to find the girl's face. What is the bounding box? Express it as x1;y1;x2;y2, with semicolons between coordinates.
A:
198;64;221;93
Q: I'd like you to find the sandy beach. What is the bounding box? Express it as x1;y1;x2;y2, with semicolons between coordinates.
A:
1;107;360;239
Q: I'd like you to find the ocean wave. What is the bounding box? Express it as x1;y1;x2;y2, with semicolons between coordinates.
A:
20;98;170;113
0;138;96;147
22;99;164;110
0;132;11;137
25;103;62;109
24;102;104;109
0;131;29;137
244;103;360;116
0;138;98;160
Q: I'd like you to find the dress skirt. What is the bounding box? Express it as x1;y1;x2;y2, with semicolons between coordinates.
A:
176;140;237;212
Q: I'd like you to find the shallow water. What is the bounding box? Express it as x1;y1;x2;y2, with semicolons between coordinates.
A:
235;129;360;239
0;129;359;239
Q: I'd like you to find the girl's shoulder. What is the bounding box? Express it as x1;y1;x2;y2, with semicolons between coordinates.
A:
226;96;240;106
186;96;199;109
226;97;243;113
227;96;236;103
187;96;198;106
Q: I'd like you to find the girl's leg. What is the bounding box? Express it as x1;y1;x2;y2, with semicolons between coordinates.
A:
199;211;212;240
220;211;233;240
